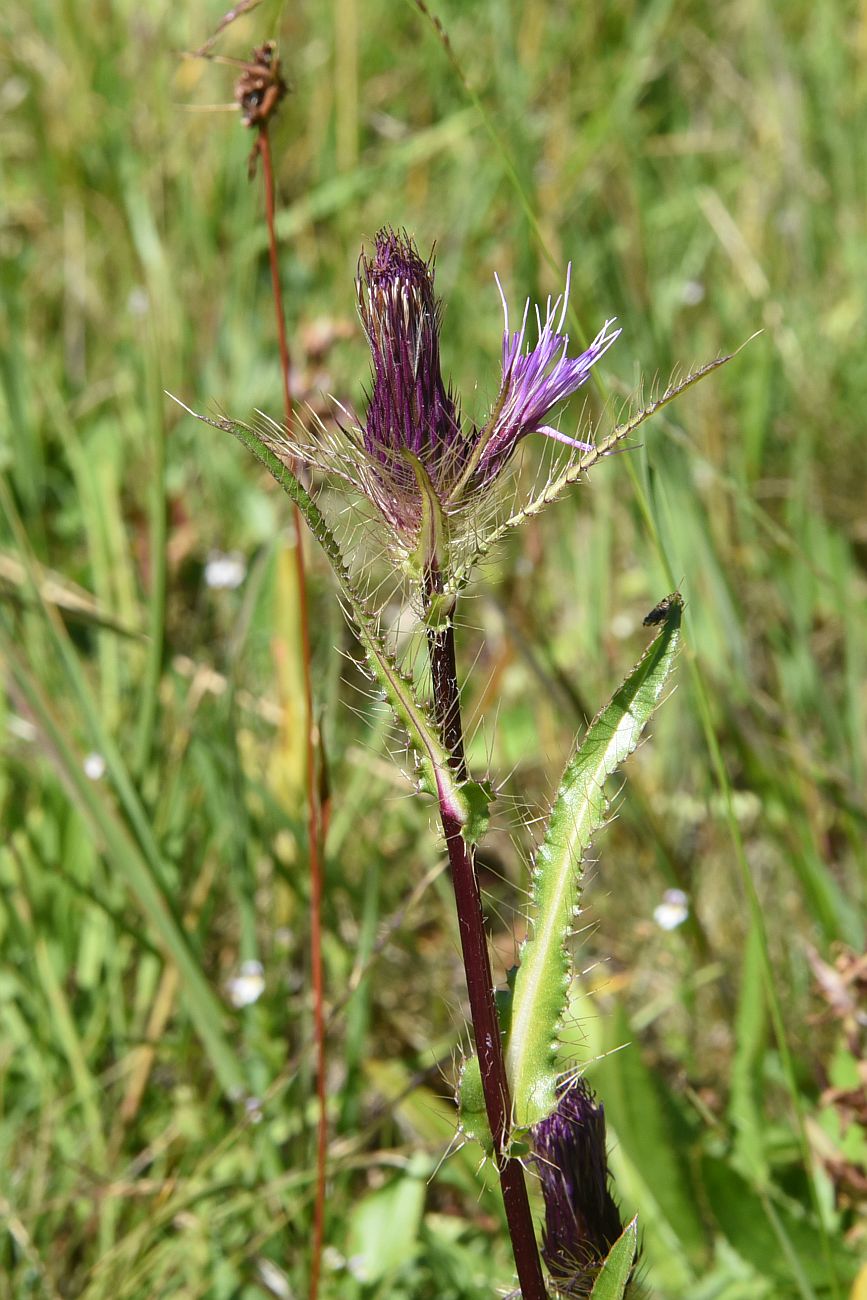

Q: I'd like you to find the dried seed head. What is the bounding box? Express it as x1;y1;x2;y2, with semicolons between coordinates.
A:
234;42;287;129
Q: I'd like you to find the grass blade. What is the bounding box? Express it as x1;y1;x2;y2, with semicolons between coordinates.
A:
1;630;245;1096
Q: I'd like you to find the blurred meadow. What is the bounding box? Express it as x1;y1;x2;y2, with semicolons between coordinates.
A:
2;0;866;1296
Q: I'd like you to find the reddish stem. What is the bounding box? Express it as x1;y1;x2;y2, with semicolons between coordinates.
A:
440;814;546;1298
425;574;546;1299
257;128;327;1300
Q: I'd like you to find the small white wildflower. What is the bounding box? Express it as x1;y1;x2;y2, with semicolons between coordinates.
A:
681;280;705;306
244;1095;264;1125
322;1247;346;1273
610;611;635;640
693;460;714;490
254;1257;292;1298
83;752;106;781
8;715;37;742
204;550;247;590
653;888;690;931
227;959;265;1007
127;286;150;317
0;77;28;112
346;1255;370;1283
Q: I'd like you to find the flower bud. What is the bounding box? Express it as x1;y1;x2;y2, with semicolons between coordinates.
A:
356;229;465;534
532;1079;626;1294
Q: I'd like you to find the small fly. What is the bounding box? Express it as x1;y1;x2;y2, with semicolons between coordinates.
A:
643;592;682;627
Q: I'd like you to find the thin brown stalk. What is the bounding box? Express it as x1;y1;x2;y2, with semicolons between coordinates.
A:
255;127;327;1300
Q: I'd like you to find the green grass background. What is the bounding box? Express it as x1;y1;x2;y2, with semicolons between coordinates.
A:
1;0;865;1296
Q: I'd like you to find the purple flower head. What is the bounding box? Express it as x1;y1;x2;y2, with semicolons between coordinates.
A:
356;229;466;533
352;230;619;551
475;267;620;483
532;1078;625;1295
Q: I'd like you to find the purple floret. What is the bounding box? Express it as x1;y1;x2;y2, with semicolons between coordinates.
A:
477;266;620;481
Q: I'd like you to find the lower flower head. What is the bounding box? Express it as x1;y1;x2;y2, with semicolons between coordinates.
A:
532;1078;625;1294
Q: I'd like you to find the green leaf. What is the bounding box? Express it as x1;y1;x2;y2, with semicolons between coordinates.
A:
457;1053;529;1157
701;1157;858;1295
0;477;245;1096
729;918;769;1182
592;1003;709;1268
506;597;683;1128
459;778;494;845
457;1054;493;1155
458;972;517;1155
346;1170;426;1284
589;1216;639;1300
405;450;448;583
1;635;245;1095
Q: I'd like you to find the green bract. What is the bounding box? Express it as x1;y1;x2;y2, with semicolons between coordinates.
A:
218;417;491;844
589;1217;639;1300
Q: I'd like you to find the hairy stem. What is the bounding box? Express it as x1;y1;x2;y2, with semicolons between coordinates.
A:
256;127;327;1300
424;572;545;1300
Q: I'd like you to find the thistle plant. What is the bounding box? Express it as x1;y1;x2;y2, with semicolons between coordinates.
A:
206;228;727;1297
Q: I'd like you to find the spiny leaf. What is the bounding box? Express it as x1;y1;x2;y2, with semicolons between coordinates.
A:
506;597;683;1129
459;777;494;845
457;1054;493;1155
